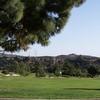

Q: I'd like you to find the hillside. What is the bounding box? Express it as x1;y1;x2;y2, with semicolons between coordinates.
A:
0;53;100;77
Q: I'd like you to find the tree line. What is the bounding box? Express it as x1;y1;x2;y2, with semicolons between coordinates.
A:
0;56;100;78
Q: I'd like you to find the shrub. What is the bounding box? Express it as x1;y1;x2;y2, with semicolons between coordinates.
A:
2;70;9;74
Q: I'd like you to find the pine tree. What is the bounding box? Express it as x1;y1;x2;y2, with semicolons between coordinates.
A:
0;0;86;52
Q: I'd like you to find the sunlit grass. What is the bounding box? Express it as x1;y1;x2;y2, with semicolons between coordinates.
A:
0;75;100;99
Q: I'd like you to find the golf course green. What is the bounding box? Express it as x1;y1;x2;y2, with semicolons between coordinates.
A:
0;75;100;99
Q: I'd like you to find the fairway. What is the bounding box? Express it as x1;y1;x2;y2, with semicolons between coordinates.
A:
0;76;100;99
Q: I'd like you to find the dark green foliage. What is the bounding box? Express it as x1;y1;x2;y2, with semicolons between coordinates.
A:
6;60;17;72
87;66;98;77
79;68;88;77
54;64;62;76
0;0;24;25
34;61;46;77
62;60;89;77
1;54;100;78
16;62;30;76
62;60;75;76
0;0;86;51
2;70;9;74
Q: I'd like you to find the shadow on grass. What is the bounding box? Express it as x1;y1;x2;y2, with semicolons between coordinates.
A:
64;88;100;91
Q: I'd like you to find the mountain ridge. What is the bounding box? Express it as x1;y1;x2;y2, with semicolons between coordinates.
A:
0;52;99;59
0;53;100;77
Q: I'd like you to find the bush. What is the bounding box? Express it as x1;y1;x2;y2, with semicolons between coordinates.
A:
16;62;30;76
35;71;46;77
2;70;9;74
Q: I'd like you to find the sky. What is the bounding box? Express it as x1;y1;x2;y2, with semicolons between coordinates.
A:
14;0;100;57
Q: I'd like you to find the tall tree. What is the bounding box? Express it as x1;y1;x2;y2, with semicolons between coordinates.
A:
0;0;86;52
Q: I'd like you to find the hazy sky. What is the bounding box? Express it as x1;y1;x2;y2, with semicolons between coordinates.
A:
14;0;100;57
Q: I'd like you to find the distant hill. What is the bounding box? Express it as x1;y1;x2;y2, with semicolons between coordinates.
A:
0;53;100;77
0;53;100;67
0;52;99;61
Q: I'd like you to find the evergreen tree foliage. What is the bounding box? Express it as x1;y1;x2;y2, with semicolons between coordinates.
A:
0;0;86;52
16;62;30;76
34;61;46;77
62;60;76;76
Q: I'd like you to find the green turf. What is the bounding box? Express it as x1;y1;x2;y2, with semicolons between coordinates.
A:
0;76;100;99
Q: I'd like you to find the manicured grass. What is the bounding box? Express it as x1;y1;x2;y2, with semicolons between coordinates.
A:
0;76;100;99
